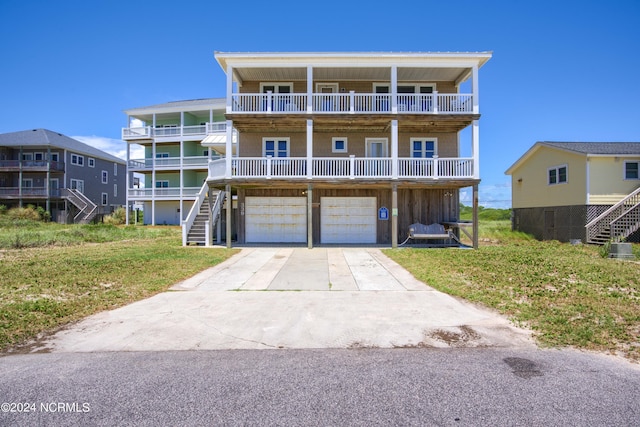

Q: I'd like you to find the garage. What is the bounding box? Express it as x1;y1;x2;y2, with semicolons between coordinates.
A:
245;197;307;243
320;197;377;244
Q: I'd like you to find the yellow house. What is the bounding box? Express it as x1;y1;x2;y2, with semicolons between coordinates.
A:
505;142;640;243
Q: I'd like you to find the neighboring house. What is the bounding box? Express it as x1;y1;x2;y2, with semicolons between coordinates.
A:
121;98;233;229
0;129;127;223
505;141;640;243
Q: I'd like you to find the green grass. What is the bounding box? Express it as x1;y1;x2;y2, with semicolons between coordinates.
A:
0;222;238;351
384;222;640;361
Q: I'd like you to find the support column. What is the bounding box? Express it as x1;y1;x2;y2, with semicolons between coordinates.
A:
225;120;233;178
307;184;313;249
472;120;480;179
307;65;313;113
46;146;51;214
391;119;398;179
392;183;398;248
125;140;130;224
151;137;156;226
18;146;22;207
226;65;233;114
473;184;479;249
391;66;398;113
225;183;232;249
471;65;479;114
306;119;313;179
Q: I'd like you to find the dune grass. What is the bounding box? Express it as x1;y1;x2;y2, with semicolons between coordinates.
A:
384;221;640;361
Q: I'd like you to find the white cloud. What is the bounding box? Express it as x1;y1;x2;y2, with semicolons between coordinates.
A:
73;135;144;160
460;181;512;209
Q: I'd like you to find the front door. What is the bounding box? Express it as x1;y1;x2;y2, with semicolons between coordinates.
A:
366;138;388;157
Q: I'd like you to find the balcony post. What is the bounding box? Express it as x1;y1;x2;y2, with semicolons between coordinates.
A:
349;91;355;114
392;183;398;248
433;155;439;180
472;64;479;114
433;91;439;114
266;156;272;179
267;91;273;113
472;119;480;179
391;119;398;179
349;155;355;179
391;66;398;114
472;183;479;249
307;66;313;113
225;120;233;179
307;184;313;249
126;141;130;224
46;146;51;213
306;120;313;178
226;64;233;114
151;139;156;225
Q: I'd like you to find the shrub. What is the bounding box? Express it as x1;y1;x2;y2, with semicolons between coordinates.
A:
7;207;41;221
0;205;7;215
104;207;126;225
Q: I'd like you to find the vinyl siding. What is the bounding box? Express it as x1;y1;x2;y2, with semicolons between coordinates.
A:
588;156;640;204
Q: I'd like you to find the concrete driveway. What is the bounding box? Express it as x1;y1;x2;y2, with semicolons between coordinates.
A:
36;248;534;352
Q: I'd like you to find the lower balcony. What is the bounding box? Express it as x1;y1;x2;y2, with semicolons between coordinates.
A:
208;156;475;181
0;187;62;198
127;187;202;200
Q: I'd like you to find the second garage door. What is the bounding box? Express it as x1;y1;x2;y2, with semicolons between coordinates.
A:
321;197;377;244
245;197;307;243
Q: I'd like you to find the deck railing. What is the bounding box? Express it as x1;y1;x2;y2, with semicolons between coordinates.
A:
127;187;201;198
586;187;640;242
229;92;474;114
0;160;65;171
122;122;228;140
209;157;474;180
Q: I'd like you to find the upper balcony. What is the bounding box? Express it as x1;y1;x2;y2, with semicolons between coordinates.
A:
122;122;227;141
128;156;214;172
230;92;473;115
0;160;65;172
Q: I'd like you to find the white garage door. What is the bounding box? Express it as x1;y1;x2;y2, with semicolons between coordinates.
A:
245;197;307;243
321;197;377;244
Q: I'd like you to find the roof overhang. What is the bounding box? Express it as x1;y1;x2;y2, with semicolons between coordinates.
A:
215;51;492;87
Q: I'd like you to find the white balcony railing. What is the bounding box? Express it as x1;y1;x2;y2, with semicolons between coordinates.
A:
122;122;227;140
128;156;209;171
127;187;202;199
229;92;474;114
210;157;474;180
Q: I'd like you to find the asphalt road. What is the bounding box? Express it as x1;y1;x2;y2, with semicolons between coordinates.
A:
1;348;639;426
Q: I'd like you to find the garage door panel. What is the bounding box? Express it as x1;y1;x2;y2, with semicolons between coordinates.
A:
245;197;306;243
321;197;377;244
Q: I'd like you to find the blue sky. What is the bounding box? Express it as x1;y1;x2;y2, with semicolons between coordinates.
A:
1;0;639;208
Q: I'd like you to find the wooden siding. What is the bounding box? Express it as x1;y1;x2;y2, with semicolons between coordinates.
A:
238;131;459;157
235;186;459;244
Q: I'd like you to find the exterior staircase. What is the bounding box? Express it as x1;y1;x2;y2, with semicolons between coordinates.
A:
61;188;98;224
586;187;640;244
182;183;224;246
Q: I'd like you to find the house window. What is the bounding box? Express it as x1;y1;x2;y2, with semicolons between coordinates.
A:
114;163;118;176
21;153;33;161
155;180;169;188
70;179;84;193
411;138;437;158
101;193;108;206
332;137;348;153
49;152;59;162
22;178;33;188
102;171;108;184
88;157;95;168
34;152;44;161
624;161;639;179
263;138;289;158
260;83;293;94
114;184;117;198
71;154;84;166
548;165;568;185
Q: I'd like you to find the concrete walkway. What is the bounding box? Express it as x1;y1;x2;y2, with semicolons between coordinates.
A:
36;248;534;353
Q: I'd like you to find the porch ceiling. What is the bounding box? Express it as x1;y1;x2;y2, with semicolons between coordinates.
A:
227;114;479;133
232;67;472;85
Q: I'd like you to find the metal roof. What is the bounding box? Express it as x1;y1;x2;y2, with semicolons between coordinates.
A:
0;129;125;164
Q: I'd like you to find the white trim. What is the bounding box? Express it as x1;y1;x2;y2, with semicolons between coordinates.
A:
374;82;436;93
547;164;568;185
114;184;118;198
155;180;169;188
410;137;438;158
70;179;84;193
21;152;33;161
114;163;118;176
316;83;339;93
365;138;388;157
101;193;108;206
332;137;348;153
262;137;290;157
22;178;33;188
71;154;84;166
260;82;293;93
624;160;640;180
49;152;59;162
101;170;108;184
88;157;95;168
34;152;44;161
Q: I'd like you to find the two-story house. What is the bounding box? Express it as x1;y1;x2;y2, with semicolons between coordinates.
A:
505;141;640;243
0;129;126;223
122;98;233;230
193;51;491;248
